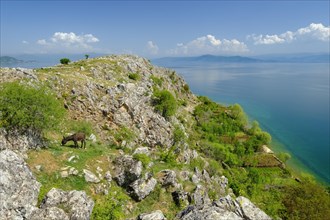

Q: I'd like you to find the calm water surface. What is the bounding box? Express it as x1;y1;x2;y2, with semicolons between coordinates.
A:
154;61;330;184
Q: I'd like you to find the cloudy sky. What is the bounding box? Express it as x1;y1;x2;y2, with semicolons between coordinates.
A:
1;1;329;58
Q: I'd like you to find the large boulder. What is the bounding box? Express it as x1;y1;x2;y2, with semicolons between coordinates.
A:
137;210;167;220
129;173;157;201
114;155;143;187
40;188;94;220
158;169;178;188
0;128;45;152
0;149;41;219
176;195;272;220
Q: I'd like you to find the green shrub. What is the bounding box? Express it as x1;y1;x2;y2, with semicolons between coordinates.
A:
281;179;330;220
0;82;65;133
150;75;163;87
60;58;70;65
92;185;129;220
113;126;136;143
173;125;186;145
183;84;190;92
133;153;151;168
128;73;140;81
152;90;177;118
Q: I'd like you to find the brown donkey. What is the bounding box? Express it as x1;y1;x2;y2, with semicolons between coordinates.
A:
61;132;86;149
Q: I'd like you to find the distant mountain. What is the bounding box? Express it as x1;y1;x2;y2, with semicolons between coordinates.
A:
252;53;330;63
0;56;24;66
153;54;330;65
154;55;264;64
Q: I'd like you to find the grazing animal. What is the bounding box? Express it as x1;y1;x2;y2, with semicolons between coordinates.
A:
61;132;86;149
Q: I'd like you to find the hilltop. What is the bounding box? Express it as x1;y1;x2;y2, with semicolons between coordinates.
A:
0;55;329;219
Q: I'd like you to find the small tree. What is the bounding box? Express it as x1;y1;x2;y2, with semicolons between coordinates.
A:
0;82;65;134
85;54;89;59
60;58;70;65
152;90;177;119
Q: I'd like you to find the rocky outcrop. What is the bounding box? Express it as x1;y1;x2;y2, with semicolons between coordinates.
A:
176;195;272;220
137;210;167;220
114;155;143;187
0;149;94;220
40;188;94;220
114;155;156;201
129;173;157;201
0;149;41;219
0;128;45;153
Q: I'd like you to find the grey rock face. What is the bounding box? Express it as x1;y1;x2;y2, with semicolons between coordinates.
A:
177;195;272;220
133;147;150;156
114;155;157;201
172;190;191;208
192;185;211;208
129;174;157;201
0;149;41;219
29;207;69;220
236;196;272;220
114;155;143;187
40;188;94;220
0;128;45;152
137;210;167;220
83;169;101;183
159;169;178;187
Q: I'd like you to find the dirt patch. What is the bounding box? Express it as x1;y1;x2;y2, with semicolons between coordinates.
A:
27;150;61;174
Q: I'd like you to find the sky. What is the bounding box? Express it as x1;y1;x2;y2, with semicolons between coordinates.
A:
1;0;329;58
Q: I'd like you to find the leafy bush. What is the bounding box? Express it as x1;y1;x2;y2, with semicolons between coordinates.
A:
113;126;136;143
152;90;177;118
128;73;140;81
0;82;65;133
183;84;190;92
281;179;330;220
92;186;129;220
60;58;70;65
133;153;151;168
150;75;163;87
173;125;186;145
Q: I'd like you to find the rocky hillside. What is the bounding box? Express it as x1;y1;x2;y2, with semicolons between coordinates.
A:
1;55;329;220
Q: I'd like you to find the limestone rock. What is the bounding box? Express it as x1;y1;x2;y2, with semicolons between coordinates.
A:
83;169;101;183
236;196;272;220
133;147;150;156
114;155;143;187
0;128;45;152
192;185;211;208
0;149;41;218
137;210;167;220
172;190;191;208
40;188;94;220
129;173;157;201
29;207;69;220
177;195;272;220
159;169;178;187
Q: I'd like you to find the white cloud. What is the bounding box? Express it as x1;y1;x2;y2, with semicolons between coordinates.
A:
22;40;29;44
146;41;159;55
169;34;248;55
36;32;99;53
250;23;330;45
50;32;99;44
37;39;48;45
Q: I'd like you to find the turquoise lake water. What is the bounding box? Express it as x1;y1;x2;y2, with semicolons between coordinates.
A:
153;61;330;184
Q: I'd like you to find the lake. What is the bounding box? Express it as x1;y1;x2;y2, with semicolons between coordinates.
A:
153;61;330;184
